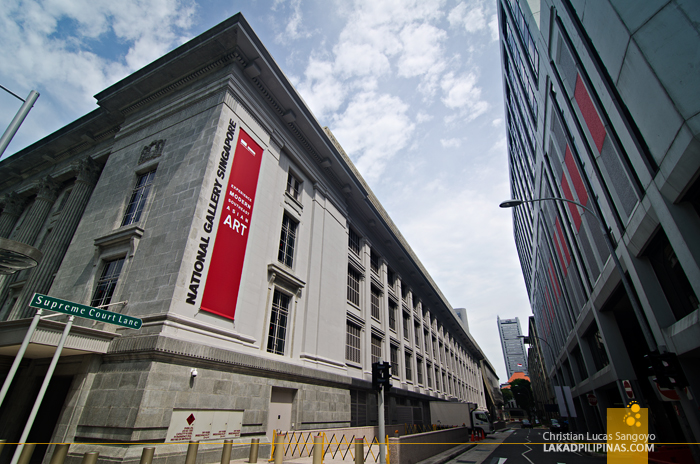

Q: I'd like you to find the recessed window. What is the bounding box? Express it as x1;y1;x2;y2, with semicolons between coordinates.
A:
390;345;399;376
371;286;381;320
348;228;361;255
91;258;125;308
370;249;380;274
403;313;410;340
405;351;413;381
267;289;290;355
416;357;423;385
347;267;361;306
278;214;298;268
371;335;382;364
346;322;361;363
121;170;156;226
286;171;302;201
388;300;397;331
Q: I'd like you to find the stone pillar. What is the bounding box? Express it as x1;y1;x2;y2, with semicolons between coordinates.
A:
0;192;26;238
0;177;60;320
9;158;101;320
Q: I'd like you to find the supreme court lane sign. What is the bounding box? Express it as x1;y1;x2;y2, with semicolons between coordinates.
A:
30;293;142;329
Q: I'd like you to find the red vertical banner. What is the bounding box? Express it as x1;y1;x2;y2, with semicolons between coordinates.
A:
201;128;264;320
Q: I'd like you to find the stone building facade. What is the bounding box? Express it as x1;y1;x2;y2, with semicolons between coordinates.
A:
0;14;489;464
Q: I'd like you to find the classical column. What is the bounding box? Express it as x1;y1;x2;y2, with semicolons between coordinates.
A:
9;158;101;320
0;177;60;320
0;192;26;238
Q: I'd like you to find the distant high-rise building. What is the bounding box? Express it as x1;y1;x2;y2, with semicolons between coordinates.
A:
497;316;528;378
499;0;700;441
454;307;469;332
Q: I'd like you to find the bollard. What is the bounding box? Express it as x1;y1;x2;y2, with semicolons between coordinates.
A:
184;441;199;464
0;440;5;455
140;447;155;464
273;433;285;464
221;439;232;464
82;452;99;464
354;438;363;464
49;444;71;464
312;435;322;464
248;438;260;463
17;443;36;464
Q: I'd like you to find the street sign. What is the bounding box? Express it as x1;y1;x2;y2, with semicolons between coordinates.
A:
30;293;142;329
587;394;598;406
622;380;635;399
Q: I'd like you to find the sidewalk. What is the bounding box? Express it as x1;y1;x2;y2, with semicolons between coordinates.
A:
225;430;514;464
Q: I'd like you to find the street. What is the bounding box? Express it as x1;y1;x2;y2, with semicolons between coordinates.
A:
443;427;605;464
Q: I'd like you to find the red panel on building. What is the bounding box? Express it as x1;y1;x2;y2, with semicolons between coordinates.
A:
560;174;582;231
564;145;589;206
201;128;264;320
574;74;607;153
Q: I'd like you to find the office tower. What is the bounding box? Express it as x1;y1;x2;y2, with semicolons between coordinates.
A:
497;316;528;378
499;0;700;442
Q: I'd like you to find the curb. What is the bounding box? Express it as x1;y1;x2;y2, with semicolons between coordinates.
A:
414;444;477;464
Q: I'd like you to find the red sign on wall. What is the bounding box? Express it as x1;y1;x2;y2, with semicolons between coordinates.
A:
201;128;264;320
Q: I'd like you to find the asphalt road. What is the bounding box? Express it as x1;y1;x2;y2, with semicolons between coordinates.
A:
443;427;605;464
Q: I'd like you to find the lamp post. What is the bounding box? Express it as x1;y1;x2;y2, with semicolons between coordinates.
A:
501;197;700;444
500;197;655;352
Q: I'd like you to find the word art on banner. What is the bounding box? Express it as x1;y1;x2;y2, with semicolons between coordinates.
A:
200;127;264;320
165;409;243;442
186;119;236;306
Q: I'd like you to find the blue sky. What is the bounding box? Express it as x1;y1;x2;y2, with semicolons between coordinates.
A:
0;0;531;382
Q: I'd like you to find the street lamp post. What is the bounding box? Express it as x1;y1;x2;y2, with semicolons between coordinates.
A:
501;197;700;444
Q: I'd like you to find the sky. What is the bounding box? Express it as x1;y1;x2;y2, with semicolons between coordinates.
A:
0;0;532;382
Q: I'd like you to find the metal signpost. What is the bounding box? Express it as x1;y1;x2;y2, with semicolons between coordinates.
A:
8;293;142;464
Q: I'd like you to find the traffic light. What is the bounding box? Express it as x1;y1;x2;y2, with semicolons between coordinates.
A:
644;351;688;389
372;362;392;391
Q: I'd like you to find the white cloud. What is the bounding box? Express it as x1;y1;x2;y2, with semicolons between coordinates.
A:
330;91;415;181
397;23;447;78
416;112;433;123
274;0;312;42
440;71;489;120
296;58;346;119
0;0;195;109
488;13;500;41
448;2;487;33
440;138;461;148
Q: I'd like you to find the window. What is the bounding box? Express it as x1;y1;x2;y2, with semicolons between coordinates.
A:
414;324;421;350
347;267;361;306
405;351;413;381
387;267;396;289
426;363;433;388
401;284;409;302
371;335;382;364
278;214;298;267
403;313;410;340
390;345;399;376
370;250;380;274
348;228;361;255
371;287;381;320
346;322;361;363
388;300;397;331
91;258;125;308
267;290;291;355
416;357;423;385
121;170;156;226
424;331;431;355
286;171;302;201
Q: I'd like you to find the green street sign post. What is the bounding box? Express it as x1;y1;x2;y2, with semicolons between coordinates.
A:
30;293;142;329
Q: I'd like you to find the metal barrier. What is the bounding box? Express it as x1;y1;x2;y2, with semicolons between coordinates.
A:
270;430;388;462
